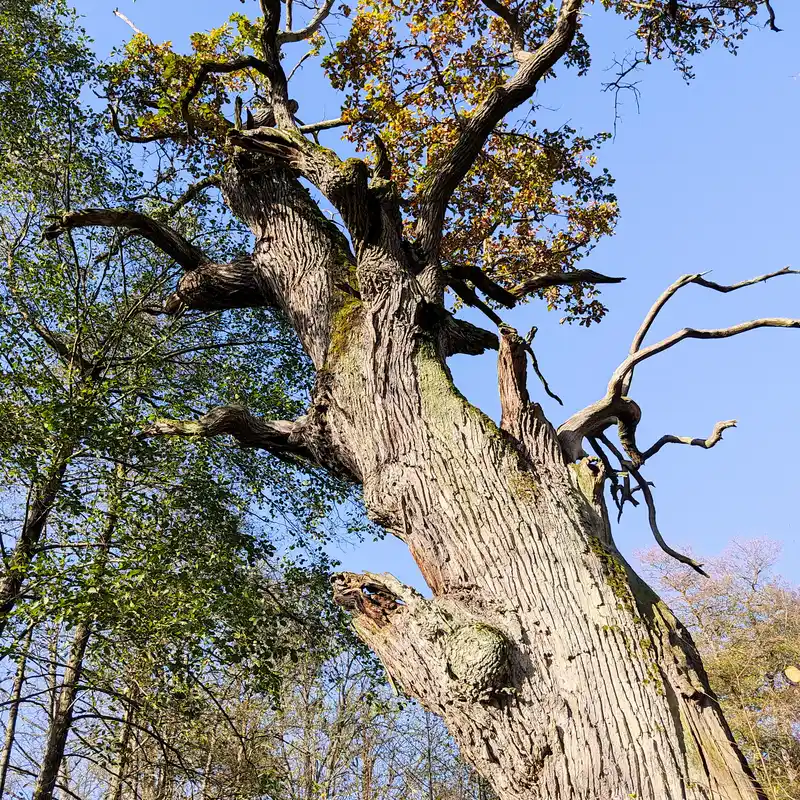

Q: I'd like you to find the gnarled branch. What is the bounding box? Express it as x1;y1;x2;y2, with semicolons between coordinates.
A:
44;209;209;272
559;267;800;464
93;175;220;265
610;316;800;401
143;406;313;461
640;419;737;463
164;256;274;314
109;103;179;144
596;434;708;576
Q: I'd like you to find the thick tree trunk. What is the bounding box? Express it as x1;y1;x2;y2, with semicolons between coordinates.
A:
0;625;34;796
220;155;764;800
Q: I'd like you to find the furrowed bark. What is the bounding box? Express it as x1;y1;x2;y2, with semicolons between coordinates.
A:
219;152;765;799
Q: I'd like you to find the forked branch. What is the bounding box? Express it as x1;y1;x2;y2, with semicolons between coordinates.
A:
610;316;800;401
478;0;527;56
227;128;373;244
623;266;799;394
278;0;336;44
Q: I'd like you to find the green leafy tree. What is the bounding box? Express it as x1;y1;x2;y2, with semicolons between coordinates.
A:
0;3;362;797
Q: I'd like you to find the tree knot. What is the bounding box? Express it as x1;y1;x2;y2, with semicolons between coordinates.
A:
444;623;513;702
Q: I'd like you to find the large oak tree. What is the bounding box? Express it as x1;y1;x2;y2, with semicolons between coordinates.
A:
41;0;795;797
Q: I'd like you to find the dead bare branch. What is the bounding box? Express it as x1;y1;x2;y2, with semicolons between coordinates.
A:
560;267;800;464
640;419;737;463
624;266;799;394
612;316;800;400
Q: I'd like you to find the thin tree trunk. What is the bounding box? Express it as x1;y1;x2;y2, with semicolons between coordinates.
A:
33;468;121;800
0;624;34;796
107;691;137;800
199;733;215;800
0;441;75;640
32;618;92;800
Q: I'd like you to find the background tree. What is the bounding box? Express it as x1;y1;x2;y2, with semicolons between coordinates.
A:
642;540;800;800
12;0;800;798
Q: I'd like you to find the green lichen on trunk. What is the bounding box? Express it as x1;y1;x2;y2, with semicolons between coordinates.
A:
327;293;363;364
587;534;637;615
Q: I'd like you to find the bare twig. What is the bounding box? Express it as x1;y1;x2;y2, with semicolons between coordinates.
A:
113;9;143;35
596;434;706;575
628;462;708;576
640;419;737;462
278;0;336;44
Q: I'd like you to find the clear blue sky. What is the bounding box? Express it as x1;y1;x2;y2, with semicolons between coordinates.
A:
73;0;800;587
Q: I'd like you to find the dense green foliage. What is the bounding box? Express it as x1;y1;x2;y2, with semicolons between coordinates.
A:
0;3;368;796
